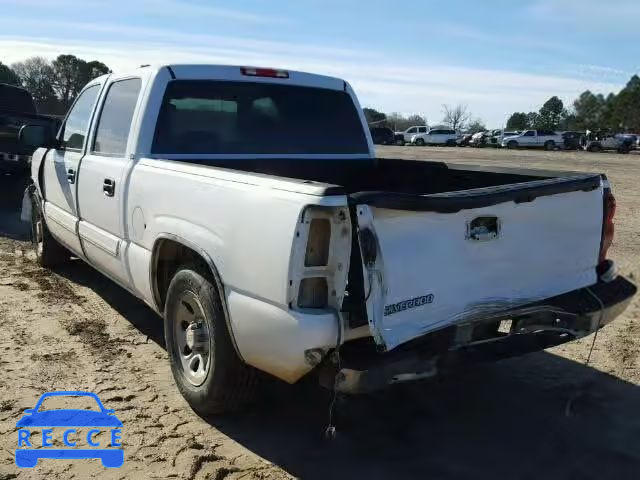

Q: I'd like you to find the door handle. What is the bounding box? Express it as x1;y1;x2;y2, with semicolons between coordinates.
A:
103;178;115;197
67;168;76;184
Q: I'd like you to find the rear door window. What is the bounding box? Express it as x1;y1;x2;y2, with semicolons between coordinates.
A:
92;78;141;156
152;80;368;155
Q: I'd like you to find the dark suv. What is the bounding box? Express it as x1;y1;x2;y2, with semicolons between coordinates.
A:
369;127;395;145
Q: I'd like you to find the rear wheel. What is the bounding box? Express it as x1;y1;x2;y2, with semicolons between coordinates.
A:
164;264;257;415
544;140;555;151
507;140;518;149
588;143;602;153
30;192;69;268
415;138;425;146
396;138;405;146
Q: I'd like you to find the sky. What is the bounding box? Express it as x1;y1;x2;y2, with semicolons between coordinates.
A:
0;0;637;126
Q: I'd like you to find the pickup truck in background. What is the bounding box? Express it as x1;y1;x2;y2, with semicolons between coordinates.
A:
0;83;60;174
394;125;428;145
502;129;564;150
20;64;636;415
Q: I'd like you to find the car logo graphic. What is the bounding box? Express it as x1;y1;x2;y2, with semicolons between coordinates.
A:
15;391;124;468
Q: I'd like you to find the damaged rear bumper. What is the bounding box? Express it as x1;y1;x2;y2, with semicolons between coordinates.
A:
330;274;636;394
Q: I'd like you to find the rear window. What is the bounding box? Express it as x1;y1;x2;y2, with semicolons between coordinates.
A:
0;84;36;114
152;80;368;155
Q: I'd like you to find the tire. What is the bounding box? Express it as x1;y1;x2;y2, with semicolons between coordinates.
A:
507;140;518;149
446;139;457;147
588;144;601;153
164;264;257;415
30;191;69;268
544;140;555;151
396;138;405;146
415;138;425;146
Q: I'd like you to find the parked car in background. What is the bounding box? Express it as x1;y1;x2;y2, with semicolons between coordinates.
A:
21;64;635;414
394;125;428;145
586;133;634;153
561;131;586;150
469;131;490;147
456;133;473;147
369;127;395;145
0;83;60;174
502;130;563;150
488;129;519;148
410;127;458;146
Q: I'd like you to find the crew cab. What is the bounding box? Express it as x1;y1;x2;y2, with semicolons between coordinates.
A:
410;128;458;146
20;64;636;414
502;129;564;150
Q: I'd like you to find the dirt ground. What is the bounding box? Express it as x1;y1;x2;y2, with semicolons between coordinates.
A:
0;147;638;480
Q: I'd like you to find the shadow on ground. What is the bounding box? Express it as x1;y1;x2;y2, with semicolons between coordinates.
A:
2;173;638;480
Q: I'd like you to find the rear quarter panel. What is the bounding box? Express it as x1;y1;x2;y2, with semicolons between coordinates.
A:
123;159;348;378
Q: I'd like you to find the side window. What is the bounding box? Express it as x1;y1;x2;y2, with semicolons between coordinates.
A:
407;127;417;134
61;85;100;150
418;127;427;133
93;78;142;156
524;130;535;136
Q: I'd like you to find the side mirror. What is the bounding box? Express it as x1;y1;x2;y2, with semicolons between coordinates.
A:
18;124;56;149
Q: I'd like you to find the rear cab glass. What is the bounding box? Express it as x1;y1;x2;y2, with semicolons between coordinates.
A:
152;80;368;155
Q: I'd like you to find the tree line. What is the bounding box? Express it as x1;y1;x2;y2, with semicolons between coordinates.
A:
0;55;111;115
364;104;487;133
507;75;640;132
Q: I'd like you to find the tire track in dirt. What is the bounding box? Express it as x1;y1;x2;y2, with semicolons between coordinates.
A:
0;240;289;480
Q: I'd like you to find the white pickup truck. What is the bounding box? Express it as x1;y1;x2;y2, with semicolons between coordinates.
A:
502;129;564;150
20;64;636;415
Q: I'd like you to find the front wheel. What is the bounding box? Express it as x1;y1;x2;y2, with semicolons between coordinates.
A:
164;264;257;415
507;140;518;149
30;191;69;268
415;138;425;146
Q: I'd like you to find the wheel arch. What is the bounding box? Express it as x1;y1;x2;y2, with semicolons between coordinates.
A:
149;233;244;360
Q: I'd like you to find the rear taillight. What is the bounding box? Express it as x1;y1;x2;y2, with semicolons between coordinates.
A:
289;206;351;310
240;66;289;78
599;189;616;264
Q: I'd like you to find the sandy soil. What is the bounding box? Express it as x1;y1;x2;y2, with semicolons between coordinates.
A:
0;147;638;480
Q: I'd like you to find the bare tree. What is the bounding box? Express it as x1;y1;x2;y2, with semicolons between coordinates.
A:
442;104;471;131
11;57;57;111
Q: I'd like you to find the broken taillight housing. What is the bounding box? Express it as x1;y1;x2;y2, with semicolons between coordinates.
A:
298;277;329;309
599;189;616;264
289;206;351;311
305;218;331;266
